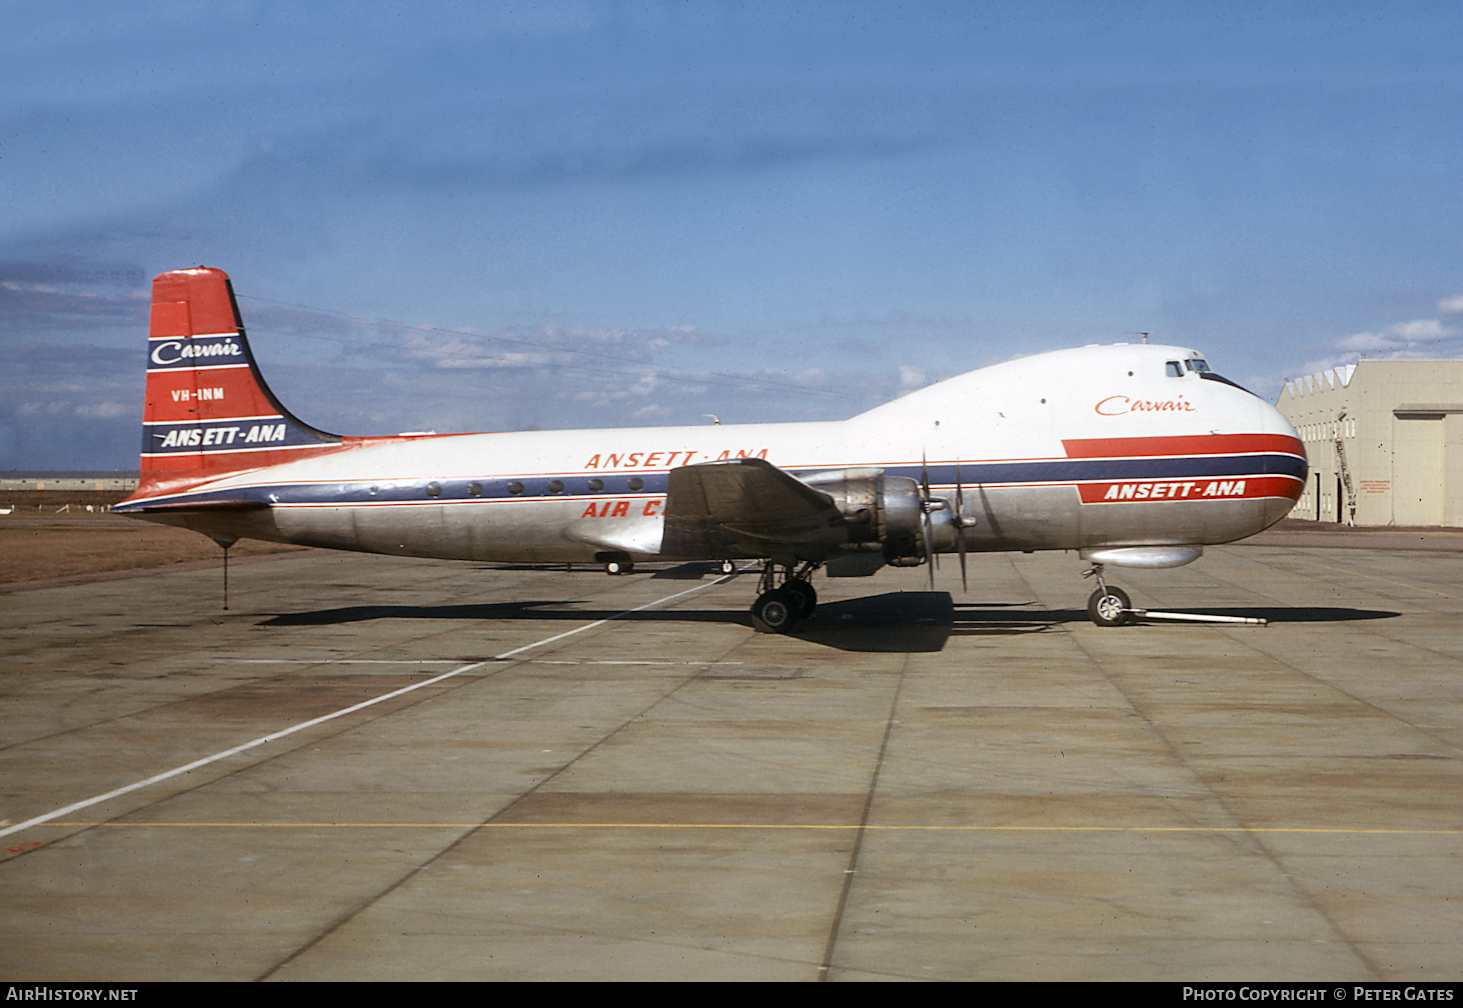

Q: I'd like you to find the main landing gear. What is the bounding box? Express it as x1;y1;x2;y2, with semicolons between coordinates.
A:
1083;563;1134;627
750;560;821;634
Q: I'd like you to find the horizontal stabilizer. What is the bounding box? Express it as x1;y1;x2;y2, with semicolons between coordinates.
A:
118;497;270;513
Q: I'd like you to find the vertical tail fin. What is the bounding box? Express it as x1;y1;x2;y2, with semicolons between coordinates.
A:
132;267;343;498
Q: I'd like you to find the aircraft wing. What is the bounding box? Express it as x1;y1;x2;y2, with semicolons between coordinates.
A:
660;457;848;559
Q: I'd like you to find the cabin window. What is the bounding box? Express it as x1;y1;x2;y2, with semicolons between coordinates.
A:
467;482;482;497
547;480;564;494
627;477;645;491
1166;361;1184;377
425;482;442;497
587;479;604;492
507;482;524;495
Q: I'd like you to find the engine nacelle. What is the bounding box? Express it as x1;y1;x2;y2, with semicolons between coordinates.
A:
799;468;928;562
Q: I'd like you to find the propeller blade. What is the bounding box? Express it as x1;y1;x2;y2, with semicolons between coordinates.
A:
955;461;968;593
921;453;935;589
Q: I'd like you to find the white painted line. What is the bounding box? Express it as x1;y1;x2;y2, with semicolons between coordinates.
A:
489;577;728;660
0;576;731;841
522;659;745;666
225;659;467;664
222;658;746;666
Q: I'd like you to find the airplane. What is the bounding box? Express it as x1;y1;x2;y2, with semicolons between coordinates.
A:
114;267;1308;632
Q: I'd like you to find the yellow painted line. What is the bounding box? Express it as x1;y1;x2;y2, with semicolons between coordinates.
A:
1297;559;1463;602
27;821;1463;835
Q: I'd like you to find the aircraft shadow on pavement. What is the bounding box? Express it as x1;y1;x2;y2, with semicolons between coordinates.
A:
255;593;1399;653
256;592;1039;654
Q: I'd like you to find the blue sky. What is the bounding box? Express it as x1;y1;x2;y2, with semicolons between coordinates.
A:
3;0;1461;469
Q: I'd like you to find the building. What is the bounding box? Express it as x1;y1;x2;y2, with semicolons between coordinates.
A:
1277;360;1463;527
0;472;139;492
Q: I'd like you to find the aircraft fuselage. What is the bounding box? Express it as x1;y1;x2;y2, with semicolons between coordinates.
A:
121;338;1304;567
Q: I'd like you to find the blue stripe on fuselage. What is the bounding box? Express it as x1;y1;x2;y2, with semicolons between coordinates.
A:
111;452;1305;512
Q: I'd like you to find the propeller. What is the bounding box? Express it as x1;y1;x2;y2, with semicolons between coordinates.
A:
953;461;969;593
919;454;948;591
920;453;982;592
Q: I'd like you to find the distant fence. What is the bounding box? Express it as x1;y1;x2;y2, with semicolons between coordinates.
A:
0;489;137;514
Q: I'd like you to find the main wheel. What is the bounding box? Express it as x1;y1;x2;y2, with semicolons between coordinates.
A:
751;588;801;634
718;560;737;575
604;559;635;575
786;579;817;618
1087;586;1133;627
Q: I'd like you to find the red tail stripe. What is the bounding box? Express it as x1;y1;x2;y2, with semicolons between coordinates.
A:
143;367;284;424
149;271;238;338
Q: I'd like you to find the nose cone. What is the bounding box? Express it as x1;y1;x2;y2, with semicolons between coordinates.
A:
1245;388;1308;533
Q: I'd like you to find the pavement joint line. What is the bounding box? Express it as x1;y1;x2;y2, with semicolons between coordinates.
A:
1295;559;1463;601
0;576;732;842
17;822;1463;835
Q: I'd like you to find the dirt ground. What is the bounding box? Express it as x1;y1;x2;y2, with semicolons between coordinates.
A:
0;493;306;586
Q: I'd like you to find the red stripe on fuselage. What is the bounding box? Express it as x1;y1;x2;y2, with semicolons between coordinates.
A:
1062;434;1304;459
1077;475;1303;504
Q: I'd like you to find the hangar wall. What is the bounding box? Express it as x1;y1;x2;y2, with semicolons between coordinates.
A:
1277;360;1463;527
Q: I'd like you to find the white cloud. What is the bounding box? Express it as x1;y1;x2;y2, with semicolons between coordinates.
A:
897;365;927;391
1335;332;1401;352
1330;315;1456;357
1277;300;1463;394
1391;318;1448;341
74;402;129;418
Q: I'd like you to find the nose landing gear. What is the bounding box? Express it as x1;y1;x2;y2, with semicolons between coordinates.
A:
1083;563;1134;627
1080;561;1269;627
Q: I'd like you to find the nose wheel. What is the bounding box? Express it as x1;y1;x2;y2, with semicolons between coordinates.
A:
1082;563;1134;627
1087;584;1133;627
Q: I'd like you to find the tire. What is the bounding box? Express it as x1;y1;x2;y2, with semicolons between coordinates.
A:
605;560;634;575
786;580;817;618
718;560;738;575
751;588;800;634
1087;586;1132;627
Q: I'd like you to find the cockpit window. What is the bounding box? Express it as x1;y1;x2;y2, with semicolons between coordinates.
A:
1167;355;1254;395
